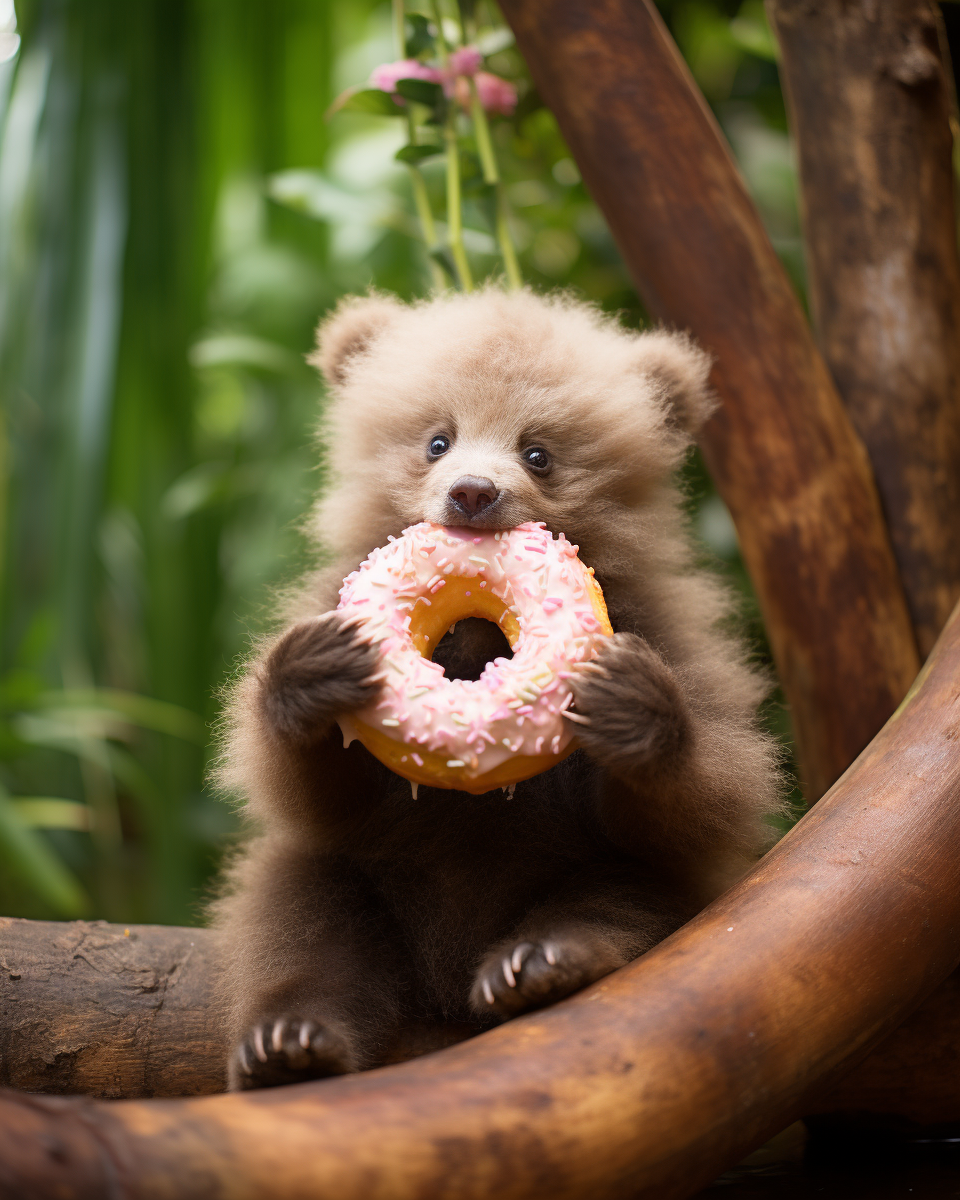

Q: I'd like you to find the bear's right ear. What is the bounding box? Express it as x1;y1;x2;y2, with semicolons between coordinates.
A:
308;293;403;387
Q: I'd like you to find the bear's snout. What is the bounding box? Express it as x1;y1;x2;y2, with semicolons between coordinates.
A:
447;476;499;518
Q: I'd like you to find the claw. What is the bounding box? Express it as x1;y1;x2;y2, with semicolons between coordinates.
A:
511;945;527;974
561;710;592;725
578;661;611;678
298;1020;317;1051
236;1041;253;1075
366;671;389;684
482;978;496;1006
544;943;558;967
271;1017;287;1054
502;956;517;988
253;1024;269;1063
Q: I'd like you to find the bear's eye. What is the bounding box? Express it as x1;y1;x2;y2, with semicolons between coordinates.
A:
428;434;451;458
522;446;550;472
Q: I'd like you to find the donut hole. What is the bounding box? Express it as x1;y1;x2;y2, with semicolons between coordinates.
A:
431;617;514;683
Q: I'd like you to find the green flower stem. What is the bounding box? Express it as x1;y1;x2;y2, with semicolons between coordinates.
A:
444;116;473;291
494;187;522;290
469;79;522;290
393;0;406;57
430;0;449;65
469;85;499;184
408;164;439;253
404;111;446;291
431;4;471;289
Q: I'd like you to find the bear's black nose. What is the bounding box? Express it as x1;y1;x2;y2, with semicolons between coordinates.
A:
448;476;499;515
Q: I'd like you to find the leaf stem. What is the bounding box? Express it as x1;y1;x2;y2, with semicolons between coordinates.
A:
432;2;472;290
444;116;473;291
469;78;521;289
430;0;449;65
404;111;446;291
393;0;406;58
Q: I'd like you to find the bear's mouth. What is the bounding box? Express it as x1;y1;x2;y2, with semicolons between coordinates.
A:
438;494;509;530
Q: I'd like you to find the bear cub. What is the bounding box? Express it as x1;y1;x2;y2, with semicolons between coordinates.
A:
214;289;782;1090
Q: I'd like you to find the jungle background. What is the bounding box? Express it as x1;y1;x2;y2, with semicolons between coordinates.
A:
0;0;894;924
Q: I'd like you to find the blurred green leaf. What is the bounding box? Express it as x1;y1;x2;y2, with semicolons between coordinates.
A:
0;786;92;917
334;87;402;117
189;334;299;374
38;689;206;743
404;13;434;57
476;27;514;55
730;1;780;61
394;77;443;107
395;142;442;165
12;798;93;831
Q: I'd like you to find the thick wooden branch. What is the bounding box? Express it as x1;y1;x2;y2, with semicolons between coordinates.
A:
0;919;225;1097
499;0;921;798
5;914;960;1125
767;0;960;659
2;603;960;1199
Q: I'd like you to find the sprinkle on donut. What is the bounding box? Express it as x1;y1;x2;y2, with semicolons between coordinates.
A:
336;521;613;795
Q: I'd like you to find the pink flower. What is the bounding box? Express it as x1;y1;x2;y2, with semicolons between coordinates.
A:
447;46;483;77
370;59;442;94
454;71;518;116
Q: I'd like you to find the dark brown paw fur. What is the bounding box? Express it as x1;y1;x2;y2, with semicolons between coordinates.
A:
259;614;383;744
230;1016;356;1090
570;632;689;776
470;934;625;1019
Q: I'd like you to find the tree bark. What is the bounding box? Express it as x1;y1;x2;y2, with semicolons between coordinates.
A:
499;0;921;800
0;919;226;1098
2;602;960;1200
6;914;960;1123
767;0;960;660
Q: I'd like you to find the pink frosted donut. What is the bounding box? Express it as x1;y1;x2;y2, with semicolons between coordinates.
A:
336;521;613;795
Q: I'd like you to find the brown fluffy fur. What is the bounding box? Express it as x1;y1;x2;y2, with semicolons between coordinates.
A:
212;288;783;1091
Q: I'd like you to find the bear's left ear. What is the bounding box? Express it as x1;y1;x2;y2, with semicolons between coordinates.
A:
308;293;403;388
632;329;715;434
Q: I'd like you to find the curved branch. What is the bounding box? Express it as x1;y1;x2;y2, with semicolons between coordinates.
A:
2;603;959;1199
498;0;920;798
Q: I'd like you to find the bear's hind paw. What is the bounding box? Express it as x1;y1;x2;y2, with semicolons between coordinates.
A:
230;1015;355;1090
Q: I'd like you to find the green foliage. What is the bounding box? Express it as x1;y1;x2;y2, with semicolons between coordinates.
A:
0;0;803;923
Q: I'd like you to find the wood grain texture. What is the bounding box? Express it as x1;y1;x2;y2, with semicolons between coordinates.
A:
2;602;959;1200
813;969;960;1127
768;0;960;659
498;0;921;798
6;917;960;1125
0;919;226;1097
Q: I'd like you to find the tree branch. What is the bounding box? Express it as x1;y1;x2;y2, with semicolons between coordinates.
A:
3;602;960;1198
499;0;921;799
767;0;960;660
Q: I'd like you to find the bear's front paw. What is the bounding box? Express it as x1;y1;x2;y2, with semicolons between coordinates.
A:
230;1015;356;1091
569;632;689;777
470;934;624;1019
258;613;384;744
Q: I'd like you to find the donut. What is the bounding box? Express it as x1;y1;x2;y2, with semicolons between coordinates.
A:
336;521;613;796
